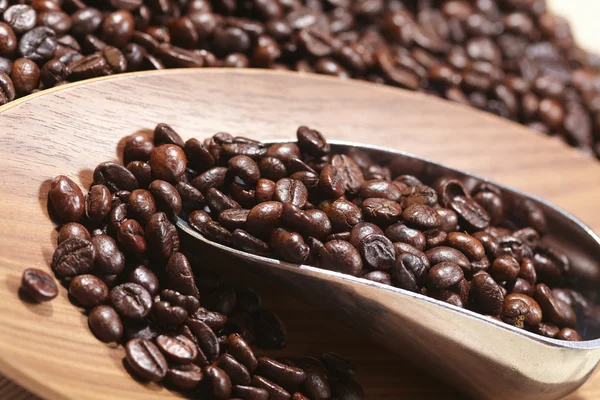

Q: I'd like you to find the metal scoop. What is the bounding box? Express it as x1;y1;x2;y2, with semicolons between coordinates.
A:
176;140;600;400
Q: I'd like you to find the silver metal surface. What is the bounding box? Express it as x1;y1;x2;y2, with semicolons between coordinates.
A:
177;140;600;400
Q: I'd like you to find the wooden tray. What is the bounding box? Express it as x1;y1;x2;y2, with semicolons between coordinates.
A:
0;69;599;399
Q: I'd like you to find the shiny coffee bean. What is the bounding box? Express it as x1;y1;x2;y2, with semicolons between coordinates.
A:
156;333;198;364
86;184;112;222
146;212;180;259
51;237;95;278
125;338;168;382
69;274;109;307
470;271;504;315
320;240;363;276
110;283;152;319
88;305;123;342
49;175;85;222
21;268;58;302
128;265;159;297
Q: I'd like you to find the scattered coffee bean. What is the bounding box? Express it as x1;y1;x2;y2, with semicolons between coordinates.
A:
21;268;58;302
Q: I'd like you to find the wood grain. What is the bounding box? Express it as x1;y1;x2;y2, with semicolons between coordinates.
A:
0;69;599;400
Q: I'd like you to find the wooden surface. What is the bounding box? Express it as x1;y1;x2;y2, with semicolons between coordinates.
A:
1;69;600;399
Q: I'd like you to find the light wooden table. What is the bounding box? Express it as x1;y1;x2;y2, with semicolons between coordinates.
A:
0;70;599;399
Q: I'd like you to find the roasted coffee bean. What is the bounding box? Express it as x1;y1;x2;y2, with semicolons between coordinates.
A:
472;231;498;256
325;199;362;233
86;184;112;222
102;10;135;48
362;270;392;285
51;237;94;278
156;333;198;364
206;187;240;214
247;201;283;238
49;175;85;223
470;272;504;315
167;363;204;390
124;132;154;164
217;353;251;385
361;198;402;226
556;328;582;341
297;126;330;157
296;358;331;400
257;356;306;387
88;305;123;342
165;252;199;298
490;254;520;282
110;283;152;319
501;293;542;328
320;352;356;378
424;229;447;249
507;278;533;296
226;333;258;371
21;268;58;302
187;318;220;361
534;284;574;327
184;138;215;171
425;246;470;273
229;155;260;185
252;375;291;400
192;166;229;194
128;265;159;297
349;222;383;248
94;162;139;193
358;234;395;270
256;310;287;350
148;180;182;216
320;240;363;276
231;229;270;257
402;204;442;229
19;26;56;62
219;208;249;231
318;165;345;198
270;228;309;264
384;223;425;250
109;203;128;233
0;71;15;104
57;223;90;244
176;181;205;211
428;262;464;289
449;196;490;231
4;5;36;34
125;338;168;382
154;122;184;147
274;178;309;208
127;161;152;188
128;189;156;226
360;180;402;202
446;232;485;261
150;144;187;183
146;212;180;259
535;322;560;339
69;274;109;307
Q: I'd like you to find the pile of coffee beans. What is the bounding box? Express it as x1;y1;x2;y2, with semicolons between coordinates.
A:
1;1;600;156
20;121;600;394
23;127;369;399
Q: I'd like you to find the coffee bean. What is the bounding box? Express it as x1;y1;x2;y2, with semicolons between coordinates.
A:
69;274;109;307
217;353;251;385
490;254;520;282
428;262;464;289
361;198;402;226
449;196;490;231
275;178;309;208
425;246;470;273
446;232;485;261
146;212;180;260
156;333;198;364
4;5;36;34
402;204;442;229
110;283;152;319
296;358;331;400
270;228;309;264
88;305;123;342
257;356;306;387
91;233;122;279
51;237;95;278
128;265;159;297
221;140;267;160
102;10;135;48
358;234;395;270
187;318;219;361
297;126;330;157
128;189;156;226
252;375;291;400
94;162;139;193
86;184;112;222
320;240;363;276
167;363;204;390
318;165;345;198
21;268;58;302
161;289;200;314
501;293;542;328
384;223;425;250
362;270;392;285
49;175;84;222
0;71;14;104
165;252;199;298
148;180;181;216
19;26;56;62
0;23;16;57
150;144;187;183
226;333;257;371
556;328;582;341
206;187;240;215
470;271;504;315
125;338;168;382
360;180;402;202
535;322;559;338
58;222;90;244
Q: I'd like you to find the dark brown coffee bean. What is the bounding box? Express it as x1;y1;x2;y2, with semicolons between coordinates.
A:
501;293;542;327
472;231;498;257
470;272;504;315
449;196;490;231
259;157;287;181
428;262;464;289
154;122;184;147
362;270;392;285
71;8;103;37
535;322;559;339
146;212;180;260
358;234;395;270
18;26;56;62
320;240;363;276
88;305;123;342
124;132;154;164
221;140;267;160
360;180;402;202
394;252;428;292
165;252;199;298
86;184;112;222
184;138;215;171
534;283;573;327
349;222;383;248
109;203;128;234
206;188;240;215
125;338;168;382
187;319;219;361
102;10;135;48
148;180;182;216
4;5;36;34
297;126;330;157
227;155;260;185
0;23;16;58
226;333;257;371
324;199;362;233
490;254;520;282
150;144;187;183
232;384;269;400
384;223;425;250
400;204;441;230
361;198;402;226
446;232;485;261
556;328;582;341
51;237;94;278
110;283;152;319
167;363;204;390
156;333;198;364
94;162;139;193
128;189;156;226
217;353;251;385
127;161;152;189
57;223;90;244
91;234;125;275
21;268;58;302
128;265;159;297
246;201;283;238
69;274;108;308
318;165;345;198
274;178;309;208
296;358;331;400
251;375;291;400
320;352;356;378
49;175;85;222
176;182;205;211
0;71;15;104
192;167;229;194
257;356;306;387
256;310;287;350
330;377;364;400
